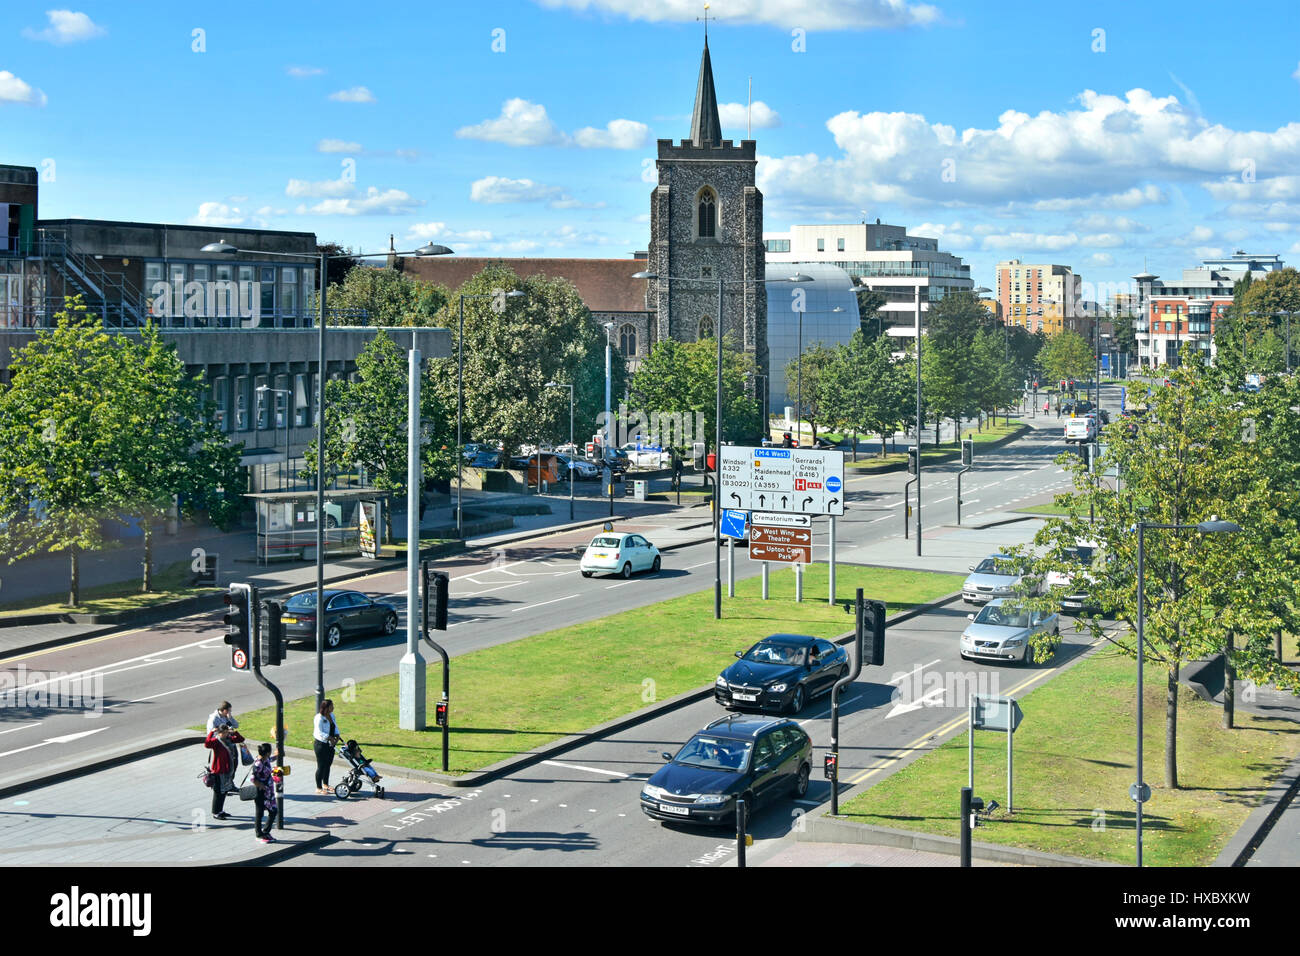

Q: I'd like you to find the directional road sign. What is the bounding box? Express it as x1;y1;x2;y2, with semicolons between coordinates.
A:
750;542;812;564
750;512;811;528
720;509;748;539
972;695;1023;733
750;525;812;548
720;446;845;516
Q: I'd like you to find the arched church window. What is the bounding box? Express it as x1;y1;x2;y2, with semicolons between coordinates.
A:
697;188;717;239
698;315;715;340
620;323;637;357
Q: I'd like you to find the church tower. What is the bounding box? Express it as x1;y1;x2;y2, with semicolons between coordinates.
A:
646;37;767;395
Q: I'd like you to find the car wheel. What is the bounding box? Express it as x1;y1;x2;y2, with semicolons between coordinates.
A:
325;624;343;649
789;686;806;714
651;556;661;573
581;570;593;578
382;612;398;636
1022;643;1034;667
325;514;338;529
793;763;810;798
621;562;632;579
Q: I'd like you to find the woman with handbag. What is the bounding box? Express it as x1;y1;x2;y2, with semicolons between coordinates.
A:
313;699;340;795
204;725;245;820
251;743;279;843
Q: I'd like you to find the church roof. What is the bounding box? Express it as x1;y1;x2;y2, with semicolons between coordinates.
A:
689;39;723;148
393;256;650;313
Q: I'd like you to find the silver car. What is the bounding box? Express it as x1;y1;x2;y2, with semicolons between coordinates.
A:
960;599;1059;666
962;553;1036;604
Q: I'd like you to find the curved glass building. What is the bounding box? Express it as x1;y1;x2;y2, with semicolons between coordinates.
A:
766;261;859;412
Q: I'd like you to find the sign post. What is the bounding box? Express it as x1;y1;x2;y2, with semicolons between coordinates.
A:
828;516;836;605
957;439;973;525
970;695;1025;814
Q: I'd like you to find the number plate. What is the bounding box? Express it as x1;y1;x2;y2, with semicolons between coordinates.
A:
657;803;690;816
732;693;758;702
593;553;608;558
281;617;298;623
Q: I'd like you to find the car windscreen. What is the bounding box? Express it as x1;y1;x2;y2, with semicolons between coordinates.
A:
589;536;622;548
674;736;752;771
973;558;1019;576
743;641;805;666
1065;547;1095;564
974;606;1032;628
285;593;317;609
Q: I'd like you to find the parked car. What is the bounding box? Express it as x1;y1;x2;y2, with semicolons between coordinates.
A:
279;589;399;649
468;451;502;469
714;634;849;714
555;454;599;480
962;553;1037;604
579;532;661;578
620;442;671;468
639;715;812;825
960;598;1059;666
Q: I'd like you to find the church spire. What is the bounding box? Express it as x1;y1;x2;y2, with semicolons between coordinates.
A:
689;38;723;148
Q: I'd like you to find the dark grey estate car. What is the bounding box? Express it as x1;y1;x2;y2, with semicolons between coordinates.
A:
280;589;399;649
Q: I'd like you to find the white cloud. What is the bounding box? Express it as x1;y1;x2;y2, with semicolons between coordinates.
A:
285;177;355;198
1223;228;1250;242
532;0;942;31
458;98;648;148
296;187;422;216
457;99;566;146
1071;213;1150;233
982;232;1079;251
718;101;781;130
0;71;47;106
1226;201;1300;222
189;202;246;227
329;86;376;104
573;118;651;149
1080;233;1125;248
1202;175;1300;201
1194;246;1224;258
1028;186;1166;212
1170;225;1215;245
913;221;973;247
468;175;606;209
23;9;105;44
406;223;496;244
1294;62;1300;83
287;65;325;78
1264;222;1292;232
317;139;362;153
1088;253;1116;267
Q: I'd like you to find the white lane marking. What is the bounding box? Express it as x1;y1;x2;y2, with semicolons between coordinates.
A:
511;594;578;614
869;516;892;523
128;678;225;704
449;618;481;628
542;759;631;779
10;656;182;694
793;799;820;806
887;660;942;686
801;694;860;725
605;582;631;589
456;582;524;598
684;561;714;570
1;634;228;690
0;722;42;737
0;726;109;760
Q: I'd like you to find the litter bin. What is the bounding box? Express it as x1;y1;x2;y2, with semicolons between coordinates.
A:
632;479;648;501
706;452;716;472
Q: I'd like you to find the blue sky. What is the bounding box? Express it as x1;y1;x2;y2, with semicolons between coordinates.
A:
4;0;1300;296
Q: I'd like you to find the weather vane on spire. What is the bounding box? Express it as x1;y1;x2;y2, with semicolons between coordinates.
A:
698;3;712;40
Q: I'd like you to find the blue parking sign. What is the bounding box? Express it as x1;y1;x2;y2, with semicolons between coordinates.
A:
721;509;748;539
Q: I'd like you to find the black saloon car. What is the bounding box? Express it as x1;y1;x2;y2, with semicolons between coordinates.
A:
279;589;399;649
714;634;849;714
640;716;812;825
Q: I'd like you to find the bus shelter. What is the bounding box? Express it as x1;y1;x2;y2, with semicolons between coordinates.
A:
245;490;389;563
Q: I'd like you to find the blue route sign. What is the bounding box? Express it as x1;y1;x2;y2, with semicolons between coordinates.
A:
721;509;748;539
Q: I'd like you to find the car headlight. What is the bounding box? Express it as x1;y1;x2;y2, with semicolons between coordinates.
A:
642;785;666;801
715;676;728;687
1004;638;1024;647
695;794;727;805
769;682;788;693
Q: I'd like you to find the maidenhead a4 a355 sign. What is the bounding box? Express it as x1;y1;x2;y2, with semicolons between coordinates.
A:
719;446;845;516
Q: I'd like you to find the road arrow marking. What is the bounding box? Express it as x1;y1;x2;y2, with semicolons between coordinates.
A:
885;686;945;719
0;726;109;760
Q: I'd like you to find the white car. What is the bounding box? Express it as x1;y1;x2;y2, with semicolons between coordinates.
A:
960;599;1060;666
579;532;661;579
620;442;671;468
962;553;1037;604
555;454;599;480
1063;416;1097;444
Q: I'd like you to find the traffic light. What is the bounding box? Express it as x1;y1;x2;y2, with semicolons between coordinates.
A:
260;600;285;666
961;439;973;467
864;599;886;667
823;752;838;780
223;586;250;672
907;447;918;476
429;570;449;631
435;699;449;727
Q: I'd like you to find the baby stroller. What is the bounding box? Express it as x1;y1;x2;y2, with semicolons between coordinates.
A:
333;738;385;800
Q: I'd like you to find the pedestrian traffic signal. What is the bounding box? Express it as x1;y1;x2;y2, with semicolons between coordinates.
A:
864;599;886;667
223;585;250;672
824;752;838;780
435;699;448;727
907;447;918;476
260;600;285;666
429;570;449;631
961;439;974;467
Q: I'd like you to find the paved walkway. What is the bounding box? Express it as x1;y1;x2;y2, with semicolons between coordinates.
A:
758;841;1013;867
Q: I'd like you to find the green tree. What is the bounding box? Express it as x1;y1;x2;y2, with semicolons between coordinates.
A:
823;331;912;458
854;288;887;339
1017;357;1300;788
629;335;758;449
430;266;622;458
919;292;986;444
322;265;451;327
1037;330;1093;390
1216;269;1300;378
969;328;1017;427
783;343;836;444
303;331;456;540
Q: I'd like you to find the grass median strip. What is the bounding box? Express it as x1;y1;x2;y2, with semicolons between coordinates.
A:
834;646;1300;866
0;559;220;618
847;422;1025;472
236;564;962;776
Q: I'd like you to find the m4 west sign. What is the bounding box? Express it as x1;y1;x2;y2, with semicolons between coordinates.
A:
719;447;845;516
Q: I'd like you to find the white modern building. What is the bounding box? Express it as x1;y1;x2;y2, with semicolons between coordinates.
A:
764;221;973;337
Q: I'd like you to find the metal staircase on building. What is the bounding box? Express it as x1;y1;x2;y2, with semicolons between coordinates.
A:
37;229;147;327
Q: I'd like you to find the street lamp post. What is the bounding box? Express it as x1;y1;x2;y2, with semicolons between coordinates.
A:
633;269;810;620
545;382;574;522
1134;518;1241;866
202;239;453;711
